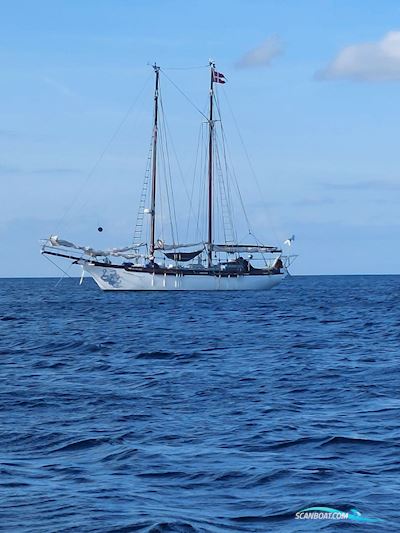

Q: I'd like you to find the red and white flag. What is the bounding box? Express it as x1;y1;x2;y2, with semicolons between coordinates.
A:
213;71;226;84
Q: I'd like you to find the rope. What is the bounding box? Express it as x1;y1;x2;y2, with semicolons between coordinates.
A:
162;64;209;71
55;72;153;232
185;123;203;242
160;69;209;121
159;93;178;245
221;89;282;243
214;133;236;243
43;253;75;287
161;97;192;204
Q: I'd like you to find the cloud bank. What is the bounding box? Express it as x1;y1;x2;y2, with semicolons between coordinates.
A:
236;36;283;69
319;31;400;81
325;179;400;191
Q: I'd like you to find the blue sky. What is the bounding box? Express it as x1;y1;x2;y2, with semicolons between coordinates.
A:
2;0;400;276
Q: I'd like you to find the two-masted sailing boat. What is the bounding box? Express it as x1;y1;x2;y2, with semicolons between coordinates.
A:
41;61;295;290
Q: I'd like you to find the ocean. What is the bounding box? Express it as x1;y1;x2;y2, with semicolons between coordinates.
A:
0;276;399;532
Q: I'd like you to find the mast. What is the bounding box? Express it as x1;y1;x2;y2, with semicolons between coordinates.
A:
207;60;215;267
149;63;160;260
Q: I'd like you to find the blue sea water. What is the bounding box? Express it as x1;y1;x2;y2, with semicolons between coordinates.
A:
0;275;399;532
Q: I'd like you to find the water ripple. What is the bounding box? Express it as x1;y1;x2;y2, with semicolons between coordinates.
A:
0;276;398;531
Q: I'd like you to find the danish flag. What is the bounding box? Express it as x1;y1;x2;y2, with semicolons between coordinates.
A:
212;71;226;84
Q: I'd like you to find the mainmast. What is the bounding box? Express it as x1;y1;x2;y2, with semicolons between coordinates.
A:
207;60;215;267
149;63;160;260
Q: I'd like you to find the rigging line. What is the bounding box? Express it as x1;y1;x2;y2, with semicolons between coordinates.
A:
217;132;236;242
162;64;209;70
214;136;232;243
222;155;238;243
193;99;212;243
216;104;252;234
160;69;209;121
214;89;248;239
215;95;252;235
55;71;153;232
133;138;153;245
43;253;75;285
157;132;166;245
216;158;228;244
249;231;268;264
185;123;202;242
157;121;167;243
221;88;281;243
159;93;178;245
223;133;253;235
219;122;248;238
54;263;74;288
214;114;237;243
161;99;191;203
158;95;177;246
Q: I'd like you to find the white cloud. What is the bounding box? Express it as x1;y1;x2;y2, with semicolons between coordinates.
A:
236;36;283;69
319;31;400;81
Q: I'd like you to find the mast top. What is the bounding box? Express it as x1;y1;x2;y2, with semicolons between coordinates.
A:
152;62;160;73
209;59;215;69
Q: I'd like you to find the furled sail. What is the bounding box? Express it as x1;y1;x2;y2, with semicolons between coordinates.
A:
163;250;203;262
155;240;204;251
212;244;282;253
47;235;144;259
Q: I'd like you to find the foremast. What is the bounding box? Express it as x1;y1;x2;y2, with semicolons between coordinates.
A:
149;64;160;260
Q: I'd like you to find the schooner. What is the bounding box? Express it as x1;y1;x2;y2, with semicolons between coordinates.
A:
41;61;295;290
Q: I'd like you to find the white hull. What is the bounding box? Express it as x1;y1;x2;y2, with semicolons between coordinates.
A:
84;264;286;291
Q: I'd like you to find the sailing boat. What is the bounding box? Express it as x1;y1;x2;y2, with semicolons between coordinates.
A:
41;61;295;290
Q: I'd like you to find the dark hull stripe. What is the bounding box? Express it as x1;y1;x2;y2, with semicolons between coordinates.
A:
42;250;282;277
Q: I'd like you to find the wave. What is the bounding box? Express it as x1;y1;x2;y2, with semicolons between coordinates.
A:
147;523;198;532
2;276;400;530
135;351;179;359
321;435;395;447
50;437;109;453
